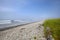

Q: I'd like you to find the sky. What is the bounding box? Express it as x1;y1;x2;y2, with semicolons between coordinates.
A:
0;0;60;21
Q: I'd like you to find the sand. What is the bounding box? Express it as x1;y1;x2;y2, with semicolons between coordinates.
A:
0;21;46;40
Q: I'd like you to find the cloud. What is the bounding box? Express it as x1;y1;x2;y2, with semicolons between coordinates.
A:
0;7;17;12
0;0;27;13
0;0;29;8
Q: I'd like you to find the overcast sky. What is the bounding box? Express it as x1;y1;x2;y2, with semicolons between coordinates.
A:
0;0;60;21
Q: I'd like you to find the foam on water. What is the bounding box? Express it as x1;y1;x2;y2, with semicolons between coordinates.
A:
0;20;11;24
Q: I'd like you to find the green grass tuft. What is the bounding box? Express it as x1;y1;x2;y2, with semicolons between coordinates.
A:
43;18;60;40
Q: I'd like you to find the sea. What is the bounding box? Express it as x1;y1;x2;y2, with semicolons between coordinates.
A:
0;20;29;29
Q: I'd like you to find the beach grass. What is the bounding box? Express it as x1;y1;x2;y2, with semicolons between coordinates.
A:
43;18;60;40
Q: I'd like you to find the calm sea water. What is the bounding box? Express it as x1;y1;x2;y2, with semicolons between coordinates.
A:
0;20;28;29
0;23;19;28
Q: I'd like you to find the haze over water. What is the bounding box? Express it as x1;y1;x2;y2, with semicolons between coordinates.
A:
0;0;60;21
0;0;60;28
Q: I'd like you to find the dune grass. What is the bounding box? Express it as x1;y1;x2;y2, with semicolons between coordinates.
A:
43;18;60;40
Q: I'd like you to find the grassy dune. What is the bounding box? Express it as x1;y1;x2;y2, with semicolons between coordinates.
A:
43;18;60;40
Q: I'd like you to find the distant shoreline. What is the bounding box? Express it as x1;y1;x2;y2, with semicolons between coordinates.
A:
0;21;38;31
